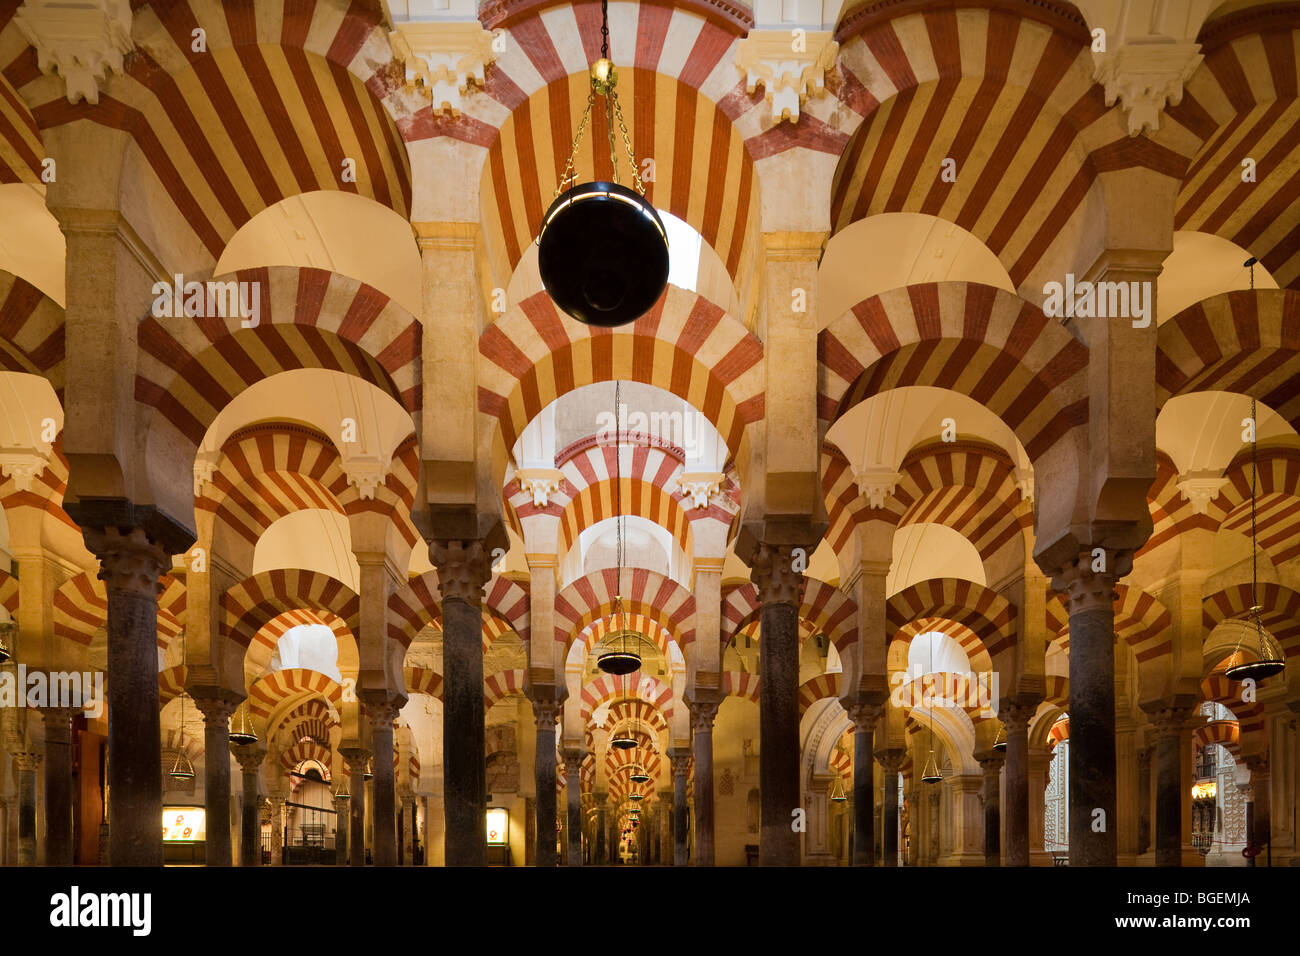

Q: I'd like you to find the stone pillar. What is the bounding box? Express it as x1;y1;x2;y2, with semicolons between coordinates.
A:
1053;551;1128;866
362;694;402;866
563;747;583;866
13;749;39;866
1028;749;1053;865
1244;755;1271;864
404;792;419;865
669;749;690;865
432;540;489;867
1137;746;1152;855
658;788;672;865
847;702;879;866
268;790;285;866
532;695;560;867
80;525;181;866
877;751;903;867
750;543;801;866
688;697;719;866
1149;706;1193;866
192;691;240;866
342;748;370;866
1116;717;1139;865
41;708;77;865
979;752;1004;866
333;794;349;865
594;792;607;864
1000;701;1035;866
232;745;264;867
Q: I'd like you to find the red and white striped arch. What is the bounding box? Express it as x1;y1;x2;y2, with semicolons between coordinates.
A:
7;1;411;263
247;667;344;720
479;286;764;484
722;577;857;654
1044;583;1171;665
554;566;696;652
158;665;187;705
54;570;185;651
1167;21;1300;289
137;266;420;451
221;569;359;658
404;666;444;700
484;668;526;709
798;672;841;718
579;671;674;724
0;439;74;529
721;669;759;703
281;739;333;779
1203;581;1300;661
819;283;1089;464
828;4;1137;287
387;570;530;649
576;611;675;660
1156;290;1300;431
1215;446;1300;567
1200;669;1266;744
891;615;993;675
0;272;64;392
1142;450;1220;554
604;698;669;736
0;5;43;185
273;698;337;748
887;577;1016;664
1194;719;1242;761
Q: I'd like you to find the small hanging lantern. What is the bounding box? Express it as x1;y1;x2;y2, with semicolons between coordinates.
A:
536;0;668;327
610;729;638;750
596;626;642;676
829;774;848;803
335;775;351;800
629;767;650;784
1225;393;1286;681
169;747;195;781
629;791;645;801
229;700;258;746
992;722;1007;752
363;758;374;781
921;749;942;784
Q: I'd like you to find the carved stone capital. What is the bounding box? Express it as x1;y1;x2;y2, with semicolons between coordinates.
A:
361;692;405;729
688;699;720;734
1177;470;1227;515
852;465;901;511
341;459;390;501
82;526;173;598
0;449;50;492
1050;548;1131;616
1146;705;1194;739
844;700;881;735
231;744;266;775
389;20;497;118
12;748;42;772
13;0;134;105
749;543;802;607
675;472;724;511
668;749;691;777
998;699;1038;735
515;468;563;508
531;694;562;728
340;747;372;777
734;28;838;124
977;753;1005;775
874;749;904;774
190;688;243;727
1093;42;1203;136
431;539;490;607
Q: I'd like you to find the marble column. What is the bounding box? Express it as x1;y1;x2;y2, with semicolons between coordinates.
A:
847;702;879;866
688;697;720;866
750;543;801;866
532;694;560;867
41;708;77;865
432;540;489;867
1054;551;1128;866
80;525;182;866
1137;746;1152;855
1000;700;1035;866
563;747;583;866
192;691;240;866
978;752;1004;866
658;788;673;865
669;749;690;865
1150;706;1193;866
1244;755;1271;864
342;748;370;866
877;751;903;867
232;745;264;867
362;694;402;866
13;749;39;866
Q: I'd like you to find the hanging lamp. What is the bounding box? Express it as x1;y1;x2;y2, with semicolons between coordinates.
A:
536;0;668;327
170;630;196;781
229;699;258;746
629;791;645;801
992;722;1007;752
0;619;14;664
830;773;848;802
1225;385;1285;680
921;632;942;783
597;381;643;675
629;767;650;784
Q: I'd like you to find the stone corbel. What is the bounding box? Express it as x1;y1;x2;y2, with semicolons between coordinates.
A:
192;448;221;496
1093;42;1203;136
852;465;901;511
515;468;563;508
674;472;725;510
389;20;497;118
735;29;838;124
342;459;390;501
14;0;134;105
0;448;50;492
1012;466;1034;504
1176;469;1227;515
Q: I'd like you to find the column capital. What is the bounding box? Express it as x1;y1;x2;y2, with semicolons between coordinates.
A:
40;707;79;739
688;698;720;734
340;747;373;777
976;752;1006;775
81;525;174;597
190;688;243;726
875;748;904;773
1049;549;1132;615
430;539;491;607
531;694;562;728
668;749;691;778
748;543;802;606
361;691;406;729
561;746;584;767
843;700;881;734
11;749;42;773
1143;703;1196;739
998;698;1041;733
231;744;266;775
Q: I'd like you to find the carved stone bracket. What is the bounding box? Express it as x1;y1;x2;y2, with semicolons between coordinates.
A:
389;20;497;118
674;472;725;511
1050;548;1132;616
852;465;901;510
14;0;134;105
515;468;563;508
431;539;490;607
82;526;173;598
734;28;838;124
749;542;801;606
1177;470;1227;515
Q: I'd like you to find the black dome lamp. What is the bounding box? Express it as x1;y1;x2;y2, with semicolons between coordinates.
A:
536;0;668;328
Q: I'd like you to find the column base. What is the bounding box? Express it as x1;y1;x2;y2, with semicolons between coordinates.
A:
803;850;836;866
1030;850;1054;866
939;851;986;866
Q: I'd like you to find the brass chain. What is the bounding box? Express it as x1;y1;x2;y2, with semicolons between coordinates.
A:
553;89;596;198
611;88;644;195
